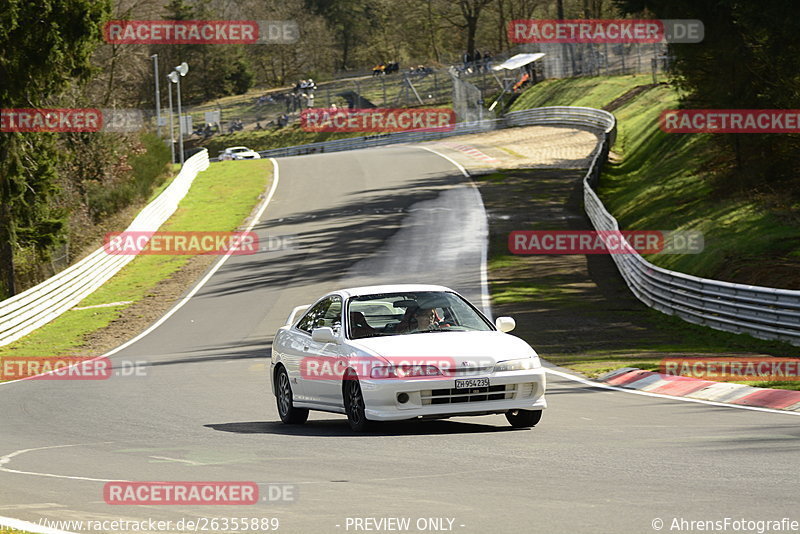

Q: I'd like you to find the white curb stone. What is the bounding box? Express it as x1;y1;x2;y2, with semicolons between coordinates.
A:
686;382;753;403
623;374;666;391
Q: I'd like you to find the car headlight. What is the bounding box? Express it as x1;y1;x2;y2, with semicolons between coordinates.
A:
494;357;540;372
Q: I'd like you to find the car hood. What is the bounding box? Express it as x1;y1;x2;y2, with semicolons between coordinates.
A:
350;331;537;365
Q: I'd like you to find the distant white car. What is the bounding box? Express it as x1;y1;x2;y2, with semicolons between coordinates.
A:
219;146;261;160
270;284;547;431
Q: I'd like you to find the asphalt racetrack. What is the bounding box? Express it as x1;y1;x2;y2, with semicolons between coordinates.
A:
1;142;798;534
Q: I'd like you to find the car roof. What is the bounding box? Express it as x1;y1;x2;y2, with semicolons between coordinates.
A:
226;146;249;151
334;284;454;298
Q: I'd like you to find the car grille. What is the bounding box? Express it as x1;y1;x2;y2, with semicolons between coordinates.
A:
441;365;494;376
421;384;516;405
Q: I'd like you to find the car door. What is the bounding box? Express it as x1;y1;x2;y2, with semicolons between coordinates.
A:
311;297;347;407
294;296;344;407
275;322;310;402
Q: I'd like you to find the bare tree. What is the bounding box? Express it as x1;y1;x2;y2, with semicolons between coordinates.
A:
491;0;544;54
462;0;497;57
432;0;496;58
87;0;164;107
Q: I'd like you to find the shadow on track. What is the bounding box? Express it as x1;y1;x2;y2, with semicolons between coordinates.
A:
199;171;461;300
204;418;528;437
120;340;271;367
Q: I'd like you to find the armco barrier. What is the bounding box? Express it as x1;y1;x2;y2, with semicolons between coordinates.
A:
0;149;210;347
4;107;798;348
526;109;800;346
255;106;800;346
255;107;613;159
257;119;499;159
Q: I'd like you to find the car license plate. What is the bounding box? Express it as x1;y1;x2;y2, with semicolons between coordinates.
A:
454;377;489;389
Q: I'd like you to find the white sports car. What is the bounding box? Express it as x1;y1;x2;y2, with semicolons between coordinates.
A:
270;284;546;431
219;146;261;160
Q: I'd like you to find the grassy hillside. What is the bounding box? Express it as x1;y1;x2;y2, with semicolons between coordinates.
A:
510;74;653;110
487;75;799;383
0;160;272;361
602;86;800;288
512;75;800;289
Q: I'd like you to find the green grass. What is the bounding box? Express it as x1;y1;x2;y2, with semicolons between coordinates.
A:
480;168;800;386
147;163;182;200
483;74;800;387
508;71;800;285
0;159;272;360
200;101;455;155
510;74;653;111
600;85;800;283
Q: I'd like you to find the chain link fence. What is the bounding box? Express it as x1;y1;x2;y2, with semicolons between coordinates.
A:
184;43;669;146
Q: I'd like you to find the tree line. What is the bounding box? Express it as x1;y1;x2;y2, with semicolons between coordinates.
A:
90;0;619;106
615;0;800;202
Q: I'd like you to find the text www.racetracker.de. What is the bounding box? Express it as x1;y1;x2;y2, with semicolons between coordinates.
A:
36;517;281;532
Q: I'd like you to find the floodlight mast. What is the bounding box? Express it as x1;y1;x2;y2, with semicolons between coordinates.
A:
167;71;179;164
170;63;189;165
151;54;162;138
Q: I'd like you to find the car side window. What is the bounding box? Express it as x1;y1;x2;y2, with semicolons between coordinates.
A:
296;299;331;333
296;296;342;334
324;297;342;332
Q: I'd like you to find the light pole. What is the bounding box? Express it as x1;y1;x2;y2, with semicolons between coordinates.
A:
151;54;162;137
170;62;189;165
167;71;177;164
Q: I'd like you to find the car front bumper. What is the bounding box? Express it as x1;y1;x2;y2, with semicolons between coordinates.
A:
360;369;546;421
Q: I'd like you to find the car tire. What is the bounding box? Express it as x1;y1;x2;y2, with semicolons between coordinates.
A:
505;409;542;428
276;367;309;424
343;373;371;432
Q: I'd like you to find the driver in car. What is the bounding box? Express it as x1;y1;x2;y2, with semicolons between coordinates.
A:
414;308;438;330
398;307;446;333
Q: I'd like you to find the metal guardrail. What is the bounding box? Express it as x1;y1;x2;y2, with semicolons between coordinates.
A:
255;107;614;159
560;109;800;346
3;106;797;348
257;119;500;159
259;105;800;346
0;149;210;347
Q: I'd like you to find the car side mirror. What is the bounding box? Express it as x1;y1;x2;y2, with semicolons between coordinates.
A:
495;316;516;333
311;327;338;343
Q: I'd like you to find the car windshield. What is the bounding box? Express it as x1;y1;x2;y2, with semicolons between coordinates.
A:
230;148;248;153
346;291;492;340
